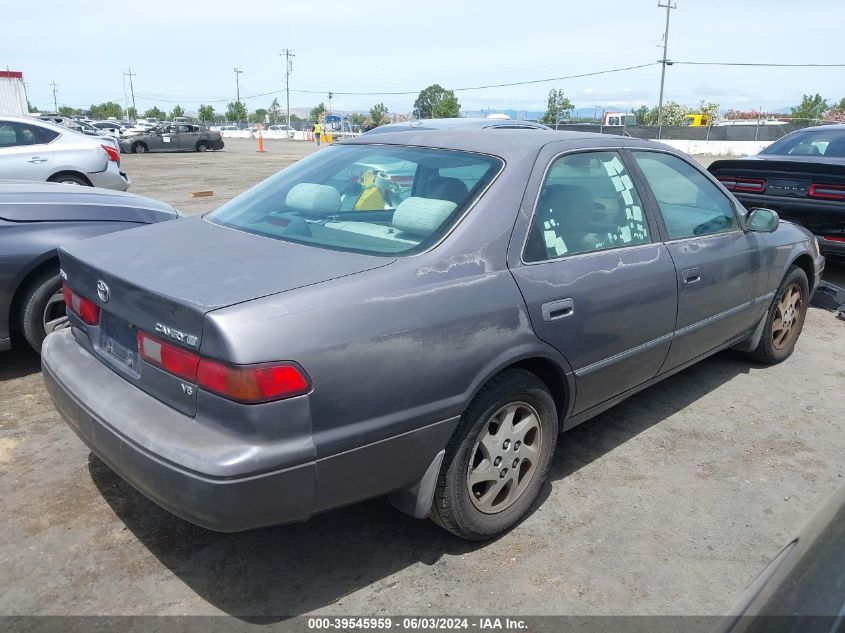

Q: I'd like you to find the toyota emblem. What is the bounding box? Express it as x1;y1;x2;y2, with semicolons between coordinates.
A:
96;280;110;303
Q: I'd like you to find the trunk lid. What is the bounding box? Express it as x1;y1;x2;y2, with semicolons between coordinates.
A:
709;158;845;201
59;216;393;415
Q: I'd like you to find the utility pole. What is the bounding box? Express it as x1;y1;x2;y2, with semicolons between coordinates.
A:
50;82;58;113
280;49;295;130
656;0;676;139
123;68;137;122
328;91;333;114
233;67;244;127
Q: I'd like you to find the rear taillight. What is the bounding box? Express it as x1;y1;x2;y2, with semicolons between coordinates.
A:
101;143;119;162
808;183;845;201
137;330;310;403
197;359;310;404
138;332;199;383
61;282;100;325
824;236;845;243
718;176;766;193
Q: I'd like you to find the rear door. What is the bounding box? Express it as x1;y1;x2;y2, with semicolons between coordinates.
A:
177;125;199;151
630;150;770;372
0;121;57;180
509;145;677;416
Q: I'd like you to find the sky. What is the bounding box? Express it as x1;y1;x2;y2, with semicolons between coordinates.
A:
3;0;844;117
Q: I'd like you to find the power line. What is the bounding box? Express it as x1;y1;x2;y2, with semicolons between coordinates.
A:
672;61;845;67
133;61;660;103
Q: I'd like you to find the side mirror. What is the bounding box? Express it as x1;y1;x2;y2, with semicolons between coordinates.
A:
745;207;779;233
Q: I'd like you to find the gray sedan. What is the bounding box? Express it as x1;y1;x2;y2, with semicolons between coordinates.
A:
0;183;178;352
119;124;224;154
42;130;823;540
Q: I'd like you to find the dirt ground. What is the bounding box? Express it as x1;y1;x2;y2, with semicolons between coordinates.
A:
1;139;844;619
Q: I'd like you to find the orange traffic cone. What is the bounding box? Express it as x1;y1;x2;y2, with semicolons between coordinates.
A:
257;131;265;153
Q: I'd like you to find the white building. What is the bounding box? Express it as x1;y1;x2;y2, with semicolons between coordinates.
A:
0;70;27;116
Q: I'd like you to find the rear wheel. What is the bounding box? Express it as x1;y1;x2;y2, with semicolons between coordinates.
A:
49;174;89;186
430;369;558;540
750;265;809;364
196;142;208;152
20;268;67;352
132;143;147;154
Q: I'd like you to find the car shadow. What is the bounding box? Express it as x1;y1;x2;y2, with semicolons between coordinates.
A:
89;349;752;620
0;344;41;380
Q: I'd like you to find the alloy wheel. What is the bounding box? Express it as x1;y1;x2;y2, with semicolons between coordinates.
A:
42;291;69;335
772;282;803;350
467;401;543;514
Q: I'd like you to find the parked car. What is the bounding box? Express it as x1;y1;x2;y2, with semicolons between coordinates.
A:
716;482;845;632
0;183;177;353
363;117;551;135
43;130;823;540
0;116;129;189
266;124;295;138
709;124;845;259
118;124;224;154
92;121;126;137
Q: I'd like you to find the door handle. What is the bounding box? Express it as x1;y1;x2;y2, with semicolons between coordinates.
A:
541;298;574;321
682;268;701;285
27;157;48;163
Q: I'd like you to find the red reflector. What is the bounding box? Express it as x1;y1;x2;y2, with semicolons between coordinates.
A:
101;143;119;162
138;332;199;382
809;183;845;201
824;236;845;243
61;282;100;325
197;359;310;403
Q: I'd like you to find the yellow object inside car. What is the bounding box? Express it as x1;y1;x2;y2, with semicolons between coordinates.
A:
354;170;390;211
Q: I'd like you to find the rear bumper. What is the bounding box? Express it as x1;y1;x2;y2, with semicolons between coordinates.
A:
88;162;130;191
42;328;456;531
211;140;224;150
42;329;315;531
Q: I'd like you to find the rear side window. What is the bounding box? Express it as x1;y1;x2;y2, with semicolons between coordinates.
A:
208;145;502;256
632;151;738;240
0;122;57;147
524;151;651;262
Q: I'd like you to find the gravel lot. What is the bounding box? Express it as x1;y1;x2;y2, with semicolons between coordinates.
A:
1;138;844;619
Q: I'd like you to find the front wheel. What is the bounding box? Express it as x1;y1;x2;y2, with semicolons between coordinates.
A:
750;265;809;364
430;369;558;540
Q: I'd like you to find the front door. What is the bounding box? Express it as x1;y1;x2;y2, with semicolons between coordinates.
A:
630;150;770;372
509;147;678;415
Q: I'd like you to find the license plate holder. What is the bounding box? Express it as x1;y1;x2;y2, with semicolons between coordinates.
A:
99;313;138;371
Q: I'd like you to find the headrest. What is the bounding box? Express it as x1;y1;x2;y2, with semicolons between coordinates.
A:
285;183;341;216
392;197;457;237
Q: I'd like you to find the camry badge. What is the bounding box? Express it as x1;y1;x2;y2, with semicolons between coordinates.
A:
96;280;110;303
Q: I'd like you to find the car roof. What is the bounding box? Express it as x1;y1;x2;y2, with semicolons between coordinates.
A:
0;181;175;214
343;128;671;160
364;118;551;135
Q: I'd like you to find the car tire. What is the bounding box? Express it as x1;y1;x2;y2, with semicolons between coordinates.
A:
196;142;208;152
20;268;67;353
750;265;809;365
132;143;147;154
430;369;558;540
50;174;89;186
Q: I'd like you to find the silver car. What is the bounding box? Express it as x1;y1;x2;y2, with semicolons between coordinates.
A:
0;116;130;190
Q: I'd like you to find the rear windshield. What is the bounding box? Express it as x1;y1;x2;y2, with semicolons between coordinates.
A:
208;144;503;256
762;129;845;158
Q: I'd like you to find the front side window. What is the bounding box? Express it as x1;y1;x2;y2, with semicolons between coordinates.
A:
632;151;738;240
524;151;651;262
208;145;502;256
